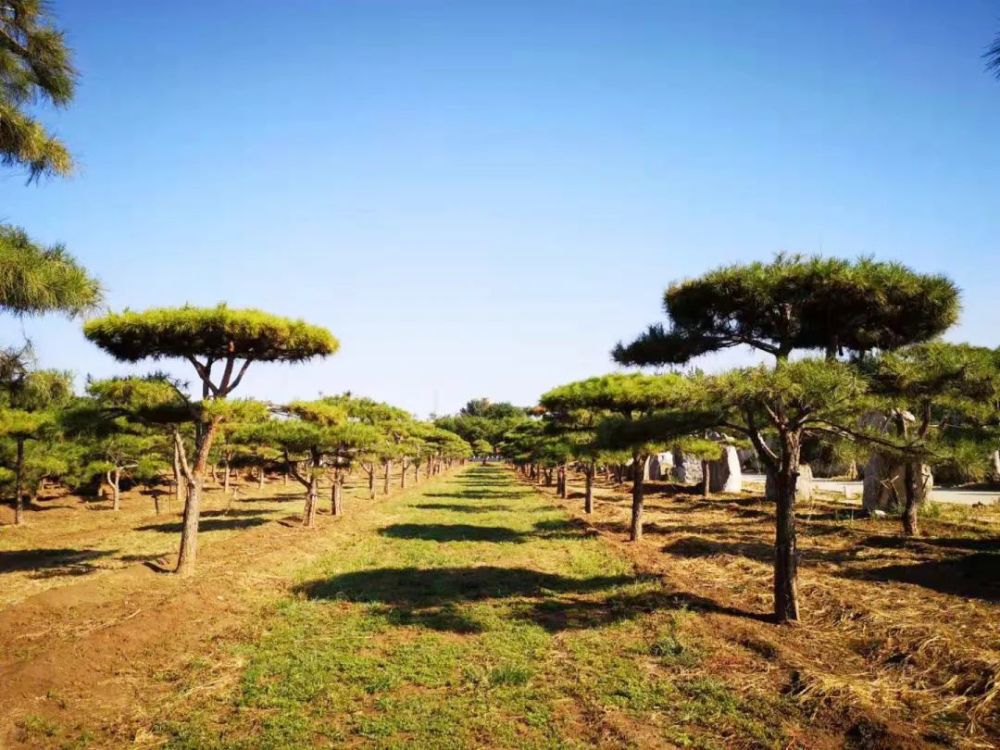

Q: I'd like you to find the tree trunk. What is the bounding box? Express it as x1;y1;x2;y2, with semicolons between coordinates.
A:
258;466;265;489
401;462;407;489
14;438;25;525
701;461;710;498
368;469;376;499
173;442;184;505
176;478;202;576
557;466;567;498
773;436;801;623
223;460;231;495
303;477;319;527
383;461;391;495
584;463;594;514
902;461;920;537
211;463;219;484
331;474;343;517
629;453;645;542
110;468;121;511
175;417;221;576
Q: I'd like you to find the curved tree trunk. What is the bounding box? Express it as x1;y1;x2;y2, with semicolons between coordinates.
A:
303;477;319;527
176;417;221;576
629;453;645;542
109;468;121;511
176;478;202;575
173;442;184;505
773;435;801;623
902;461;921;537
14;438;25;526
331;474;343;517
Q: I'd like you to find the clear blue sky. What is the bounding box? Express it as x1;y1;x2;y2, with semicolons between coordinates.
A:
2;0;998;416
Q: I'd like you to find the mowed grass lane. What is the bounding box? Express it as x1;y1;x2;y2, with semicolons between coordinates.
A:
161;466;784;749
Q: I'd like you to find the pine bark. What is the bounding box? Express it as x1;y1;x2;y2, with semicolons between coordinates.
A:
629;453;645;542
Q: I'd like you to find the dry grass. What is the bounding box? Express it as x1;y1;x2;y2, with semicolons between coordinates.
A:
0;470;392;607
542;470;1000;748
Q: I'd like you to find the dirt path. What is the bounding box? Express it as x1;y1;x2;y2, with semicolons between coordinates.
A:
0;472;435;748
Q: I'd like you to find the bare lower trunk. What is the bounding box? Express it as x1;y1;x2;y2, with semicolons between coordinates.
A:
629;454;644;542
557;466;567;498
773;439;801;623
110;468;121;511
902;461;920;537
176;479;202;576
702;461;710;498
584;464;594;514
173;442;184;505
303;478;319;527
175;418;221;576
368;469;376;499
14;438;25;525
401;462;407;489
258;467;265;489
383;461;391;495
223;461;231;494
331;476;343;516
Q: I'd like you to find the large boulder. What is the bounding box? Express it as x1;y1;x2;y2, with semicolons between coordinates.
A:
671;448;703;485
765;463;814;502
709;446;742;493
862;453;933;512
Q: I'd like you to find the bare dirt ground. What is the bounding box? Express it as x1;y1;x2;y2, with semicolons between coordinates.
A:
0;469;415;748
539;470;1000;749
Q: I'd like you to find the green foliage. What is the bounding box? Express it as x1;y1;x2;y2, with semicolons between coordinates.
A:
83;304;338;365
437;399;530;453
0;0;77;180
712;359;869;439
614;253;960;364
0;226;102;317
540;373;693;417
863;342;1000;469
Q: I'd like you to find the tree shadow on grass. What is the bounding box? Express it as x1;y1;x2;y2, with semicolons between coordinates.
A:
294;566;768;632
531;517;599;540
379;523;528;543
413;503;516;514
841;552;1000;603
422;490;527;500
135;516;270;533
0;547;113;576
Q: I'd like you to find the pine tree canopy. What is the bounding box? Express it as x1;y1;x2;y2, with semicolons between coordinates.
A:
540;373;692;416
83;305;338;373
614;254;959;365
0;0;76;180
0;225;102;317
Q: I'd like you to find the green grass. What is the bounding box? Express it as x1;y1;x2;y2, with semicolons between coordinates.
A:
154;466;785;749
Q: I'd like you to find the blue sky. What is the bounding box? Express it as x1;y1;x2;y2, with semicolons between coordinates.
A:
2;0;999;416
